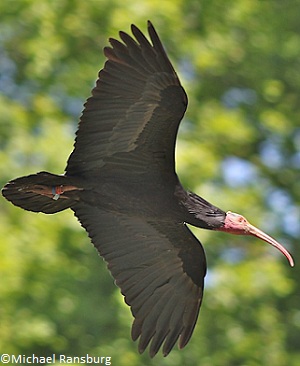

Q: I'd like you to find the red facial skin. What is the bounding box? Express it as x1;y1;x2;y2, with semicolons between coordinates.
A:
217;211;294;267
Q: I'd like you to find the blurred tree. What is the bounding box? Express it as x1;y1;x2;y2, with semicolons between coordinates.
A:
0;0;299;365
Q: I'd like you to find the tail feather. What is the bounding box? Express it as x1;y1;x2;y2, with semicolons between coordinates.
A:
2;171;80;214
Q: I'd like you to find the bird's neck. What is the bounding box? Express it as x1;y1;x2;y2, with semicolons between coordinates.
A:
175;186;226;230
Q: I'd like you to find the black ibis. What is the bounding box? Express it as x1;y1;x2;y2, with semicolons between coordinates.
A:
2;21;294;357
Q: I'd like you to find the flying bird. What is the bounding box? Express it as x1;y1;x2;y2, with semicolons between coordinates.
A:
2;21;294;357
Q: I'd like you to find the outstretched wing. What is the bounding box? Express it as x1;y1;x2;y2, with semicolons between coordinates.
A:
66;21;187;178
74;204;206;357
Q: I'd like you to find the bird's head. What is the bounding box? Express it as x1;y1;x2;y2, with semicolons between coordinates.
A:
217;211;294;267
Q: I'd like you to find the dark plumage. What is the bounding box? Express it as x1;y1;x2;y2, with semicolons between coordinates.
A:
2;21;293;357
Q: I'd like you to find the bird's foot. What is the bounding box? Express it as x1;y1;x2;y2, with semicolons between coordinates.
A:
19;184;80;200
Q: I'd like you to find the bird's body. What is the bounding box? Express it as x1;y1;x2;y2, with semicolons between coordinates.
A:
2;21;293;357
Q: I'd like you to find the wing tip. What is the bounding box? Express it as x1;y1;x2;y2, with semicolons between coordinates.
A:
147;20;154;29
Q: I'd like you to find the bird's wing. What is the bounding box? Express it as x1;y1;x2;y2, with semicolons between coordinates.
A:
66;21;187;177
74;204;206;357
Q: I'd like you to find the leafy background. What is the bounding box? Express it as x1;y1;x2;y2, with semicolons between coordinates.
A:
0;1;299;365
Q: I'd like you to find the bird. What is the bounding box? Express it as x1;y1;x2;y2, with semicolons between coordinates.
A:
2;21;294;358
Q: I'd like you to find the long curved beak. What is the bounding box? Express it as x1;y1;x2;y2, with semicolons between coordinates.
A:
248;224;294;267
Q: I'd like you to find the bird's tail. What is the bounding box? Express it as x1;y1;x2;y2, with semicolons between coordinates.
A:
2;171;81;214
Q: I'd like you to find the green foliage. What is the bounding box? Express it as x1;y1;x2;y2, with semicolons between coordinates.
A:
0;1;299;365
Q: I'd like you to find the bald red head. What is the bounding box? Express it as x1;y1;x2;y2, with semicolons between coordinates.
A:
217;211;294;267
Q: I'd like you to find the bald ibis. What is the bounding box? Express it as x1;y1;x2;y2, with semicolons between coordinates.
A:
2;21;294;357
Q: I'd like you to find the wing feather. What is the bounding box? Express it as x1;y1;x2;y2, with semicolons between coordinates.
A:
74;204;206;357
66;21;187;177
